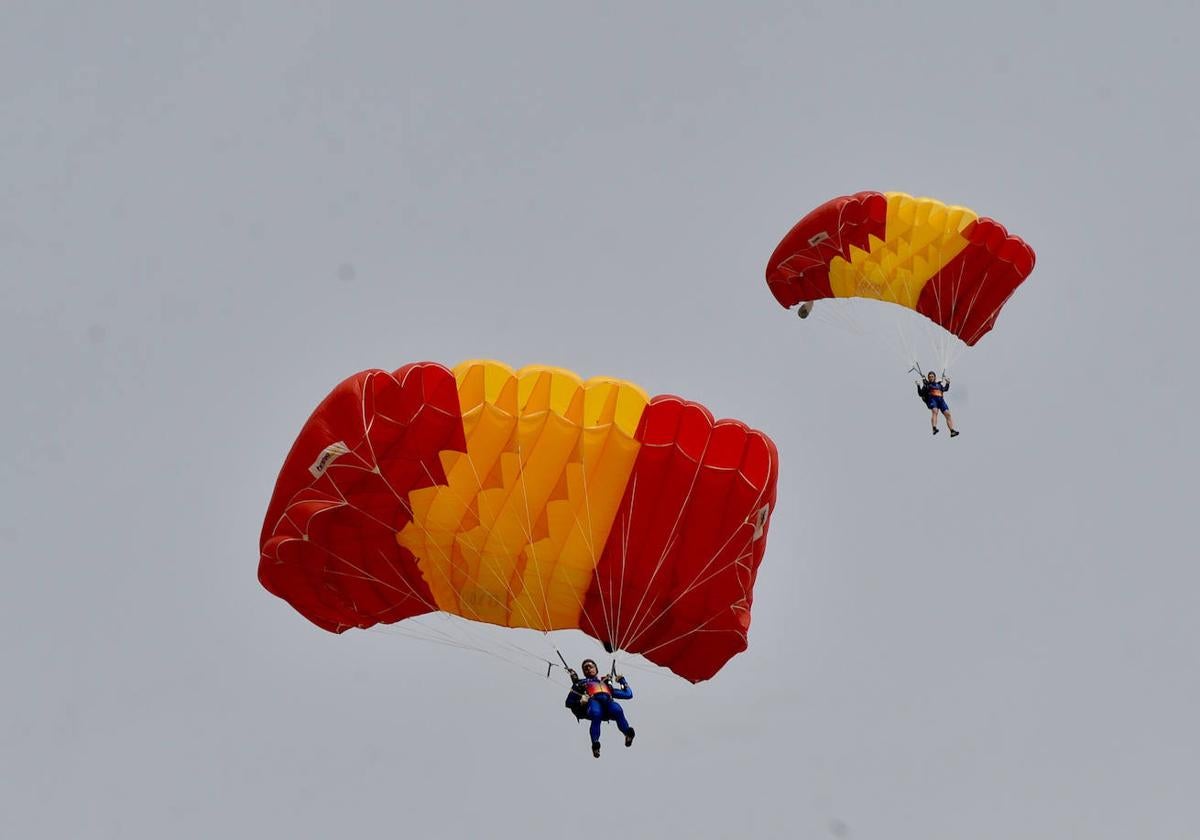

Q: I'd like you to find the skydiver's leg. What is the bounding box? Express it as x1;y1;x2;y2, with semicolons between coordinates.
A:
586;699;604;744
605;700;632;735
605;700;636;747
944;410;958;436
930;407;940;433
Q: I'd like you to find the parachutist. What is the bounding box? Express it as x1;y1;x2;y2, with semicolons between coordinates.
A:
565;659;636;758
917;371;959;437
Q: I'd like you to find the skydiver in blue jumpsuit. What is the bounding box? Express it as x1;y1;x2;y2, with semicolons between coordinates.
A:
918;371;959;437
565;659;636;758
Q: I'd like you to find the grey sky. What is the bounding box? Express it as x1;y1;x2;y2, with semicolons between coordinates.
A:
3;2;1197;838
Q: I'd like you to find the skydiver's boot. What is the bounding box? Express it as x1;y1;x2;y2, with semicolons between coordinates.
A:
932;427;939;435
625;728;636;748
592;741;601;758
950;430;960;438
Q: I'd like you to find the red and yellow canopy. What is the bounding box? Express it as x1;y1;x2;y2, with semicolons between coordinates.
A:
766;191;1036;345
259;360;778;683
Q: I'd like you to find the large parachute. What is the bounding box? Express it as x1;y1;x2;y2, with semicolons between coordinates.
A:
766;191;1036;346
259;359;779;683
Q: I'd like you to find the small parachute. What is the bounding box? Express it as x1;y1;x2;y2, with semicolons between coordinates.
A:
766;191;1035;346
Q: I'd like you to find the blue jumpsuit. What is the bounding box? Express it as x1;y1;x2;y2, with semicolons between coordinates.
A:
565;677;633;744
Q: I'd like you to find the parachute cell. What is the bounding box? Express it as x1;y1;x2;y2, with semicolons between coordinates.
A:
259;360;779;683
766;191;1036;345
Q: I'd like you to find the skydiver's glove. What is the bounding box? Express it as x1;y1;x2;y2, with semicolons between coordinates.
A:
567;668;579;682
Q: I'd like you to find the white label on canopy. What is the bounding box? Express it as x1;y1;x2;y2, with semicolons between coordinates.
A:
309;441;351;479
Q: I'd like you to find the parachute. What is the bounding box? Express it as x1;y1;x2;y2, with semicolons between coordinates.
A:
766;191;1036;347
259;359;779;683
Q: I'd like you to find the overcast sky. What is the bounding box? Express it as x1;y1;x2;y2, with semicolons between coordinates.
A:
4;2;1198;838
